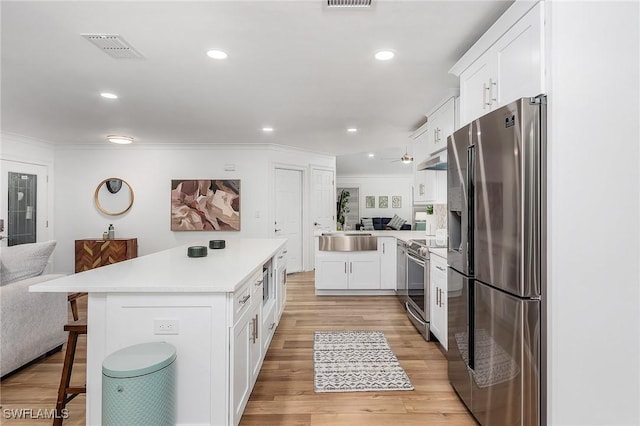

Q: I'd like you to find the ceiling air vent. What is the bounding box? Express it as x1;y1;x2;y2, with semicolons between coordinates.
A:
327;0;372;7
81;34;144;59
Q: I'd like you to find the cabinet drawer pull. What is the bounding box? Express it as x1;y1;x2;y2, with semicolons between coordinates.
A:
239;294;250;305
278;255;284;259
255;279;263;287
269;322;276;330
436;265;446;272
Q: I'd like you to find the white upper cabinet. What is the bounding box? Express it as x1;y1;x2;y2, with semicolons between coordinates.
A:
452;1;545;126
426;96;456;155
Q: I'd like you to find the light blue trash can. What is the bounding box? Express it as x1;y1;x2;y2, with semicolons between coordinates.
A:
102;342;177;426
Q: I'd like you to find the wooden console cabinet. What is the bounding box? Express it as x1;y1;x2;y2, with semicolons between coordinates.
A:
74;238;138;273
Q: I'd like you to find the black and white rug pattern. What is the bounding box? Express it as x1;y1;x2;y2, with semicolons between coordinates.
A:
313;331;414;393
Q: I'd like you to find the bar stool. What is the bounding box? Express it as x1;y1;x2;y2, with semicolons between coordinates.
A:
67;292;86;321
53;302;87;425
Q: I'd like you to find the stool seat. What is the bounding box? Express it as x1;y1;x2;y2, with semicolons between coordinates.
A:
53;320;87;426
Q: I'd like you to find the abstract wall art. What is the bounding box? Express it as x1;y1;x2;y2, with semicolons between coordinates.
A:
171;179;240;231
392;196;402;208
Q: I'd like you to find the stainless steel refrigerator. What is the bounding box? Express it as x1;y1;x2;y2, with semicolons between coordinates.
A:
447;96;546;426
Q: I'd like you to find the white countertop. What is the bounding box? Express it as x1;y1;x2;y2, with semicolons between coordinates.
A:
30;238;287;294
429;247;447;259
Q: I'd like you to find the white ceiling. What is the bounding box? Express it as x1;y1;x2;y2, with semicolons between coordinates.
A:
1;0;512;174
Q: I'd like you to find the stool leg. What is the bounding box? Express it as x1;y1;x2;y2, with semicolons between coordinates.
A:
70;299;79;322
54;331;79;426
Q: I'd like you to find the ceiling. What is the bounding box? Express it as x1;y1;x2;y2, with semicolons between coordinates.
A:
1;0;512;174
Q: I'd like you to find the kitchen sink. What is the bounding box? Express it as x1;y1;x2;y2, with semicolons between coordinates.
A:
318;234;377;252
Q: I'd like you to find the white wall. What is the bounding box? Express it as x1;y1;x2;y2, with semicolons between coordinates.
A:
51;143;333;273
547;2;640;425
336;175;413;226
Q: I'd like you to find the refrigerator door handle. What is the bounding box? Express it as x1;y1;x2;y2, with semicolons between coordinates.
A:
467;145;475;275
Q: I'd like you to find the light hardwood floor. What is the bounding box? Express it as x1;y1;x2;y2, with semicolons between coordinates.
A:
0;272;476;426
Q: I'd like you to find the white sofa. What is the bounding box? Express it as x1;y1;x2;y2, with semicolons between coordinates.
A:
0;241;67;377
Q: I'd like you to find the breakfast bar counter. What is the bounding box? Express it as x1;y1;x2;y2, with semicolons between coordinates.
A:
30;238;287;426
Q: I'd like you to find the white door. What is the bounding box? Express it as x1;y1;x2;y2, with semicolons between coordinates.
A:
311;167;335;232
275;168;303;273
0;160;50;246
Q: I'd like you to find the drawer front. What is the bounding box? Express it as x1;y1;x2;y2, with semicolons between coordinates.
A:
233;279;252;323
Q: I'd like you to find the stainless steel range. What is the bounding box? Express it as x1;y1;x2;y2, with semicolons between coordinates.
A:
405;238;445;340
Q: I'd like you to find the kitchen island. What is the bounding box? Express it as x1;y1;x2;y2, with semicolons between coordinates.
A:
30;238;287;426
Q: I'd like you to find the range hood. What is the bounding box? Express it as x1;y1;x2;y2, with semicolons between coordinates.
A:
417;150;447;170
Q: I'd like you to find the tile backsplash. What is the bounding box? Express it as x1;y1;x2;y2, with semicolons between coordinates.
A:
414;204;447;235
433;204;447;230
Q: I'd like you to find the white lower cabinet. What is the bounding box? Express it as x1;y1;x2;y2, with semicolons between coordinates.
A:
379;237;397;290
315;251;380;290
262;300;278;354
230;269;265;426
429;253;448;350
231;301;259;425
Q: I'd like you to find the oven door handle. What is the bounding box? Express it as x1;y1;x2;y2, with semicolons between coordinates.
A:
407;253;426;267
406;302;427;325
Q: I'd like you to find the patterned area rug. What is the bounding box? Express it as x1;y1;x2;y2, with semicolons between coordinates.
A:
313;331;414;393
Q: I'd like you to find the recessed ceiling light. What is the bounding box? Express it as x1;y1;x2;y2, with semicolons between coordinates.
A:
374;50;395;61
368;153;375;158
107;135;133;144
206;49;228;59
347;128;358;133
262;127;274;132
100;92;118;99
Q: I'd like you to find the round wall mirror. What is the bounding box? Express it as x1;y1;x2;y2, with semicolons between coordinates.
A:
94;178;134;216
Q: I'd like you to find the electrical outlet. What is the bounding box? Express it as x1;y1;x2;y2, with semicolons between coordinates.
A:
154;319;180;335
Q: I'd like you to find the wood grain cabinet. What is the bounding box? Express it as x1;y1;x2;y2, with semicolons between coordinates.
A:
74;238;138;273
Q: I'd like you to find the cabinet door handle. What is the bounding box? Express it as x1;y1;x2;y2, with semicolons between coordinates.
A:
434;128;438;142
483;83;490;108
382;243;385;254
345;262;347;274
436;265;446;272
254;314;259;340
489;78;497;104
255;279;263;287
350;262;353;274
269;322;276;330
239;294;250;305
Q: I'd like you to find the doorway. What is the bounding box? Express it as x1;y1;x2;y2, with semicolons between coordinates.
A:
0;160;50;246
274;167;303;273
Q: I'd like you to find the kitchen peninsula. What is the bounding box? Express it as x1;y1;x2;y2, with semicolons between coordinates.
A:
30;238;287;426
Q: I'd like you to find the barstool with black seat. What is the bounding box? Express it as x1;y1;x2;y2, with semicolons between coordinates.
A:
53;297;87;425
